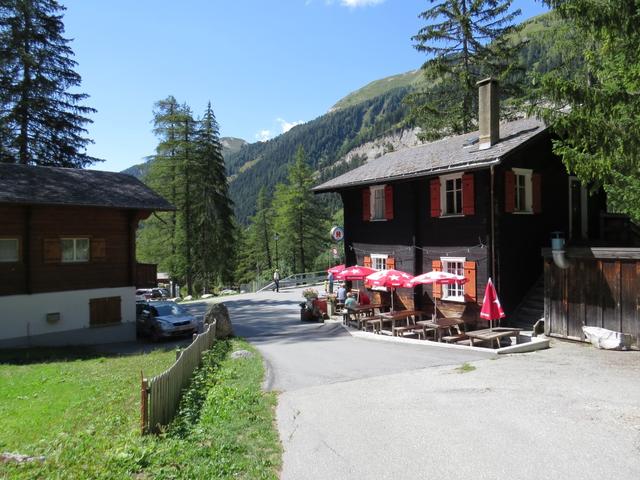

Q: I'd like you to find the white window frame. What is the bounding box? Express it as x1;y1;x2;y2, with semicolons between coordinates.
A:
61;237;90;263
513;168;533;214
370;185;386;221
0;238;19;262
441;256;466;302
440;173;464;217
370;253;388;271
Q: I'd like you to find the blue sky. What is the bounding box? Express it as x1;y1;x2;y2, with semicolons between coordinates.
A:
62;0;548;172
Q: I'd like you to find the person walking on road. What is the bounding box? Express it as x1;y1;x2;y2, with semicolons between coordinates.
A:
273;269;280;292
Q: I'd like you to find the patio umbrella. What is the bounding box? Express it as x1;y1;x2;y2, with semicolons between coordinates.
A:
407;270;468;317
326;264;346;275
365;269;414;312
336;265;378;281
480;278;505;331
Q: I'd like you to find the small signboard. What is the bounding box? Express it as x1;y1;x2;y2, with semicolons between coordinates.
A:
330;226;344;242
331;247;339;259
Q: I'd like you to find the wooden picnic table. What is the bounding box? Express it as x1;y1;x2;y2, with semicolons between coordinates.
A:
380;310;424;336
466;327;522;348
419;317;465;342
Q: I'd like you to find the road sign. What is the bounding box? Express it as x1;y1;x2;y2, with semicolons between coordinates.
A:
330;226;344;242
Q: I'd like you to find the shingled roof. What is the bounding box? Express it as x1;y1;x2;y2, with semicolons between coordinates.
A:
313;117;547;193
0;163;174;211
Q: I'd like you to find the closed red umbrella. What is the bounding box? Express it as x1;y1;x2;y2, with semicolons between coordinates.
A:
365;269;414;311
327;264;345;275
480;278;505;330
336;265;377;281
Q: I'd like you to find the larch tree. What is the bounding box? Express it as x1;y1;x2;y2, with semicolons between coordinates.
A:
535;0;640;222
0;0;97;166
408;0;523;139
272;146;329;274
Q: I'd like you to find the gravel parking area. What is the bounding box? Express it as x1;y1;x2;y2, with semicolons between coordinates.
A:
278;339;640;480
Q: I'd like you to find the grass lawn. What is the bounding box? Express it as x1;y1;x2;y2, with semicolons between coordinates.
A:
0;339;281;479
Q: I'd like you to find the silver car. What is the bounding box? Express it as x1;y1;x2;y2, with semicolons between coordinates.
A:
136;301;199;341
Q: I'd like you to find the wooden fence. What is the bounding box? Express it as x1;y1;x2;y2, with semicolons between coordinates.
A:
543;248;640;348
141;320;217;434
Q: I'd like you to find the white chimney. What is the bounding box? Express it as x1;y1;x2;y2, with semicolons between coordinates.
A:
477;78;499;150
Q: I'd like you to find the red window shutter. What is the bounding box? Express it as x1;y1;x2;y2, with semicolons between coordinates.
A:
384;185;394;220
462;173;475;215
430;179;441;218
505;170;515;213
363;255;372;268
532;173;542;214
463;261;477;302
432;260;442;299
386;257;395;270
362;188;371;222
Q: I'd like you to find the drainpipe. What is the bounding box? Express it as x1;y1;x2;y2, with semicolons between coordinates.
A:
551;231;570;269
490;165;496;279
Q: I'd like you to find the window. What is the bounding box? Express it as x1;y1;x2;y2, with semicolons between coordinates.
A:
441;257;465;301
441;174;463;216
61;238;90;263
370;254;388;270
0;238;19;262
513;168;533;213
370;185;386;220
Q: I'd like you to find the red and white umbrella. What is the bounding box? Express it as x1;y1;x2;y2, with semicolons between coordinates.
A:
335;265;378;281
407;270;468;287
327;264;345;275
365;269;414;311
406;270;468;317
480;278;505;330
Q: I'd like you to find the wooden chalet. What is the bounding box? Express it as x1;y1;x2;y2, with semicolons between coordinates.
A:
314;79;618;328
0;164;173;347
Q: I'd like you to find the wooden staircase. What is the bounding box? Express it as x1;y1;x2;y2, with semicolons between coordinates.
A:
507;276;544;331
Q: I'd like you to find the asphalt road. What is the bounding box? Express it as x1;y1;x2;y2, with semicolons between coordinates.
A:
186;288;492;392
185;289;640;480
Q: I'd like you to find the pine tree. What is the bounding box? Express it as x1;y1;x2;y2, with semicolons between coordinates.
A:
0;0;97;166
409;0;522;139
536;1;640;221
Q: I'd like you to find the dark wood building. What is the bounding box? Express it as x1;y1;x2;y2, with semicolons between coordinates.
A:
0;164;173;347
314;79;611;327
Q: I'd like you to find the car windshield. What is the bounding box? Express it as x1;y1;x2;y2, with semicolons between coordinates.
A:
155;304;187;316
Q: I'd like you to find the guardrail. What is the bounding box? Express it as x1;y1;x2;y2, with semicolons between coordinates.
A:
256;270;326;292
141;320;217;434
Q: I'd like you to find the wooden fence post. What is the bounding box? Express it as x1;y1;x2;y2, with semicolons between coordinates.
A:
141;371;149;435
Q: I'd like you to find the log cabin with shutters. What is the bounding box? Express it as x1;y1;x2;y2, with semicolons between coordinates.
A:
313;79;611;327
0;164;173;347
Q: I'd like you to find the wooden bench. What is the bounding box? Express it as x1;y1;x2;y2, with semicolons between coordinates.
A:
364;315;384;333
441;333;469;344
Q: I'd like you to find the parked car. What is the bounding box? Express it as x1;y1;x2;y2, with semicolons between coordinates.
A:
136;301;200;341
135;288;168;302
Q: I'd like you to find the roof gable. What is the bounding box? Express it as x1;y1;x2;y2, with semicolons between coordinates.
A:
313;118;546;192
0;164;174;211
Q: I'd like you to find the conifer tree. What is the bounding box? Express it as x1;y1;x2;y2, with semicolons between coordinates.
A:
537;1;640;221
272;146;329;273
0;0;97;166
409;0;522;139
192;102;235;290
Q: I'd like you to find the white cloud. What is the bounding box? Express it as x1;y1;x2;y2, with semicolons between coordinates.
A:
255;129;272;142
339;0;386;7
277;118;304;134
